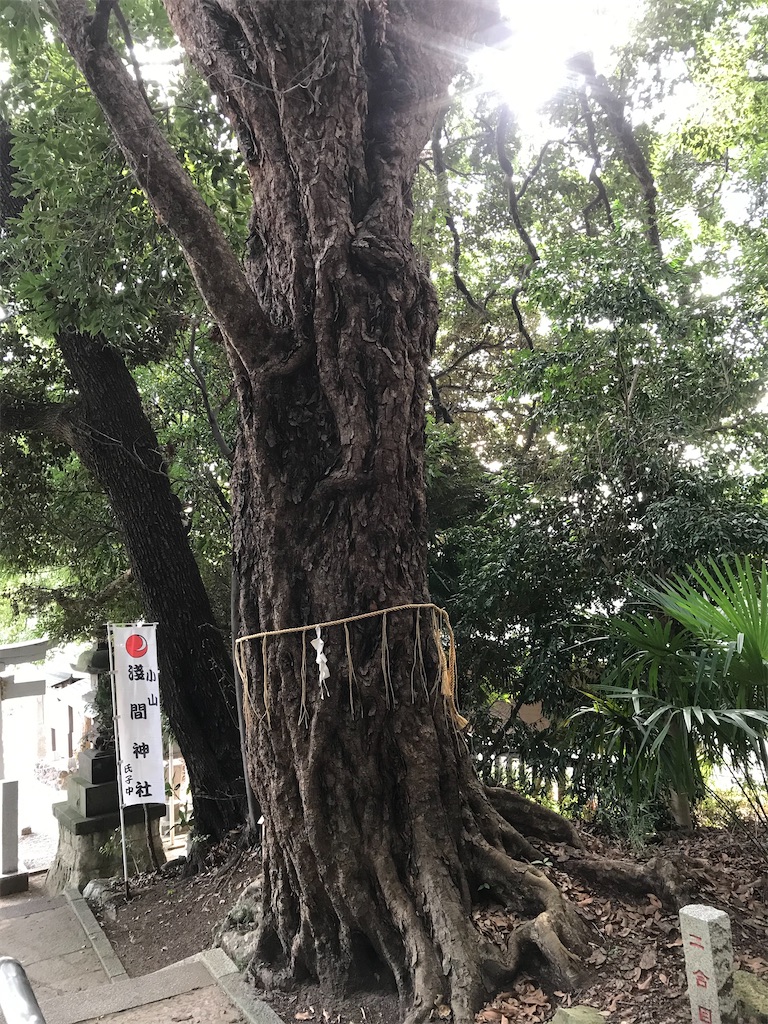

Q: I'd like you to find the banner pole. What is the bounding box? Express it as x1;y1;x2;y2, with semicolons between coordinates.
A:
107;624;131;900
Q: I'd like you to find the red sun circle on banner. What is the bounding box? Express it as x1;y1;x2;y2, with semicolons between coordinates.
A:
125;633;148;659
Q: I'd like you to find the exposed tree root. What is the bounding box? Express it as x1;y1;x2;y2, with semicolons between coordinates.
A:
247;756;591;1024
245;768;697;1022
564;852;692;909
485;785;692;910
486;785;584;848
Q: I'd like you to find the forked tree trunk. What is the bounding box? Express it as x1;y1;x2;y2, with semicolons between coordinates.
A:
57;1;587;1018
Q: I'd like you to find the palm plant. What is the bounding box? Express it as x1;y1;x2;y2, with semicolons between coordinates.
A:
571;556;768;830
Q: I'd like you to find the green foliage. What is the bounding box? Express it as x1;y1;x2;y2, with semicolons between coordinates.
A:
569;556;768;819
0;8;241;642
419;1;768;810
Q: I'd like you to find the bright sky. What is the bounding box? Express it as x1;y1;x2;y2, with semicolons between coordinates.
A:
482;0;645;130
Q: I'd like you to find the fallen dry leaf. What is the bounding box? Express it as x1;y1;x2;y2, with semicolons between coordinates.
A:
639;948;657;970
519;990;549;1006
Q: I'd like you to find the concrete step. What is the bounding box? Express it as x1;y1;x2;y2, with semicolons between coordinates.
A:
40;950;282;1024
0;879;283;1024
42;956;213;1024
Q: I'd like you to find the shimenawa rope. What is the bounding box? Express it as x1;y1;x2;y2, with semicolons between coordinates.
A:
234;602;468;731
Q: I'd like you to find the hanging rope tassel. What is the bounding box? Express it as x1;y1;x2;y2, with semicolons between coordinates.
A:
436;609;468;731
235;638;254;734
344;622;356;718
381;610;395;708
261;635;271;727
299;629;309;728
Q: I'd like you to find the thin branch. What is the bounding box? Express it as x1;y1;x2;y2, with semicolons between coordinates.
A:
111;1;154;114
520;402;538;455
496;106;540;265
516;141;555;203
626;362;642;412
431;106;489;319
511;283;535;352
187;324;234;465
204;466;232;516
433;332;506;379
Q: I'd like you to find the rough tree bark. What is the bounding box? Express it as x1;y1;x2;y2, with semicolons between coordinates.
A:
2;332;247;840
57;2;591;1019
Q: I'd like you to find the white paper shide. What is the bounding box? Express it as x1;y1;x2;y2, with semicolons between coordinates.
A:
112;625;164;807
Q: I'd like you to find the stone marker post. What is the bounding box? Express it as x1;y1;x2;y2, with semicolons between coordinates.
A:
679;904;737;1024
0;780;27;894
0;781;18;876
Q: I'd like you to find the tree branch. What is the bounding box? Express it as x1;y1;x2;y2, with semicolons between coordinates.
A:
496;106;541;266
0;389;76;445
431;106;490;319
433;331;506;379
204;466;232;516
577;87;614;236
187;324;234;465
95;566;133;603
581;68;662;256
496;106;539;352
428;374;454;424
516;141;555;203
56;0;271;371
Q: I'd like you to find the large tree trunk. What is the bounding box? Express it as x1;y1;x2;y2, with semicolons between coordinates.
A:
57;1;587;1018
56;330;247;841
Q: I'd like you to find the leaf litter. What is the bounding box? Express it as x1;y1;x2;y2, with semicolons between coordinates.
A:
92;824;768;1023
474;825;768;1023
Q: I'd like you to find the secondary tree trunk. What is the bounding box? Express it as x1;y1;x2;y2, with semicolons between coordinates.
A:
0;117;247;840
57;1;587;1018
55;330;247;841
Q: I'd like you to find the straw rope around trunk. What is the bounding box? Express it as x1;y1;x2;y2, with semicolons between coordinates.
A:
234;603;468;732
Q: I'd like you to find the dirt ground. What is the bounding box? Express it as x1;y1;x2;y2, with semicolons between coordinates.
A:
92;824;768;1024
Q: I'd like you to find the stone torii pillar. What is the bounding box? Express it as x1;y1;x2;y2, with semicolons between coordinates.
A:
0;638;49;895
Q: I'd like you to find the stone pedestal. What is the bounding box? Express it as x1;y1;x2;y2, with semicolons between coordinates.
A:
46;750;165;894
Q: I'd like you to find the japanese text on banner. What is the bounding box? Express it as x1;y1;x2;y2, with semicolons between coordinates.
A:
112;625;164;807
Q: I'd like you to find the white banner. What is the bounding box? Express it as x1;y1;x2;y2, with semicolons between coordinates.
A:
111;624;164;807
